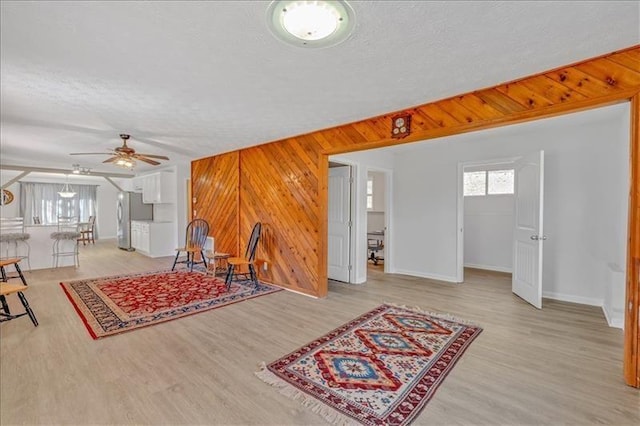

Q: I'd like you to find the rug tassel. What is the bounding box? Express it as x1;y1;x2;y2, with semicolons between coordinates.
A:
255;363;359;426
383;301;483;328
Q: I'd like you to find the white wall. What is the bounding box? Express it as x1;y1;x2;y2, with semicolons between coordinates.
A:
0;171;20;218
0;171;119;238
175;163;190;246
367;171;386;233
464;194;514;272
368;171;386;212
391;103;629;305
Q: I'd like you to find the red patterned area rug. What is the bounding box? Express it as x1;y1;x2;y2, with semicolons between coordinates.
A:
257;304;482;425
60;271;281;339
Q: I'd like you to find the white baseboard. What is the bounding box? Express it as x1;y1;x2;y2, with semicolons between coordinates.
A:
542;291;603;307
392;269;458;283
464;263;512;273
352;274;367;284
602;305;624;330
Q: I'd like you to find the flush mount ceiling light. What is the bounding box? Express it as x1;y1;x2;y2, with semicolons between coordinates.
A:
267;0;355;48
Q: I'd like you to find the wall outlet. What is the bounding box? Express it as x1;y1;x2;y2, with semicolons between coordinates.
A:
262;261;268;271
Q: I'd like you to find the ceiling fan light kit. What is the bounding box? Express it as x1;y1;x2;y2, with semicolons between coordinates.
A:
70;133;169;170
116;157;136;169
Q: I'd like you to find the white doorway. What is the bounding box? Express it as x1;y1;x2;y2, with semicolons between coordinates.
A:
457;152;545;309
326;156;393;284
327;163;352;282
457;157;518;282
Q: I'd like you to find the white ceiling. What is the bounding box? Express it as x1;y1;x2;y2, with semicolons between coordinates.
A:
1;1;639;174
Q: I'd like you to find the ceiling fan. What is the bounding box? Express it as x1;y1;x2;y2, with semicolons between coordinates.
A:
70;134;170;167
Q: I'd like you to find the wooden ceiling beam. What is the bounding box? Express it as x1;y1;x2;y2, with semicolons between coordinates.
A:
0;164;133;179
1;171;31;189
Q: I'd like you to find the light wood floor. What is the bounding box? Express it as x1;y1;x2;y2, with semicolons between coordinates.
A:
1;241;638;425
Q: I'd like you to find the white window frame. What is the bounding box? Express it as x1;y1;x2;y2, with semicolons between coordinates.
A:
463;168;515;197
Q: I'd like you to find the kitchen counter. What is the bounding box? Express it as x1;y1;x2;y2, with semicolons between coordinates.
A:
22;225;78;269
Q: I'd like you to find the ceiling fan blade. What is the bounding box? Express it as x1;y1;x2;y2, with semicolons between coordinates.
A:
70;152;113;155
134;153;170;160
103;157;120;163
135;156;161;166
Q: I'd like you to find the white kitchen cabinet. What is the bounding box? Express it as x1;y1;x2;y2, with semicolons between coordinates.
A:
141;172;175;204
131;221;139;250
131;176;144;193
141;175;156;203
131;221;175;257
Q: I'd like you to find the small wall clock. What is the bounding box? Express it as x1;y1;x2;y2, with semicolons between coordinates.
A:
1;189;14;206
391;113;411;139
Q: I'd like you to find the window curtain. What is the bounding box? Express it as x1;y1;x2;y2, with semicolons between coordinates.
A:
20;182;99;238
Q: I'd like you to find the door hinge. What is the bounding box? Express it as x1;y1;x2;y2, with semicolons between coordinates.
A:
349;177;354;183
348;221;352;227
348;265;353;271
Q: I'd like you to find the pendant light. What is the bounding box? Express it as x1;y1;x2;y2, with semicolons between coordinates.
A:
58;175;76;198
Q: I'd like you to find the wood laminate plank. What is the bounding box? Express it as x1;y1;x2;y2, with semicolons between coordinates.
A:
1;243;637;424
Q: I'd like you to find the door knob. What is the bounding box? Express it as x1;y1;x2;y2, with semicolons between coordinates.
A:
530;235;547;241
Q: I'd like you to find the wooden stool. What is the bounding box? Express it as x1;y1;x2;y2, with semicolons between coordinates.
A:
0;258;38;326
204;252;231;276
213;252;231;275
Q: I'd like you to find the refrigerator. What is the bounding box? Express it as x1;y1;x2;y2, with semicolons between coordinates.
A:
117;191;154;251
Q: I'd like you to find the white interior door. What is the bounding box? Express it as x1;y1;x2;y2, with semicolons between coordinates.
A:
512;150;545;309
328;166;351;282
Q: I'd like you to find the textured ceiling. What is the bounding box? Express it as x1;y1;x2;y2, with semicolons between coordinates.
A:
1;1;639;173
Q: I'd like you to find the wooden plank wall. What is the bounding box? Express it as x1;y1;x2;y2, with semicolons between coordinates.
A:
192;46;640;386
191;152;239;256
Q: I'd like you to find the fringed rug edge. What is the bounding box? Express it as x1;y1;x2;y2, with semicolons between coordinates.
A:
255;362;359;426
383;302;484;329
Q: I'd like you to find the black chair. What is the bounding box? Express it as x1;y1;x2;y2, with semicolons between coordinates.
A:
172;219;210;272
0;258;38;327
225;222;262;292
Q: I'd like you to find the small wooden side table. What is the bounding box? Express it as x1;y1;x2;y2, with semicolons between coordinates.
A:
205;251;231;276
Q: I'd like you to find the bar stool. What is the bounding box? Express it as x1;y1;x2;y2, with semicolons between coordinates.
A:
51;216;81;268
0;258;38;326
0;217;31;270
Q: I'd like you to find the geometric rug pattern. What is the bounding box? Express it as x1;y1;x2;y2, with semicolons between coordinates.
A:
257;304;482;425
60;270;281;339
